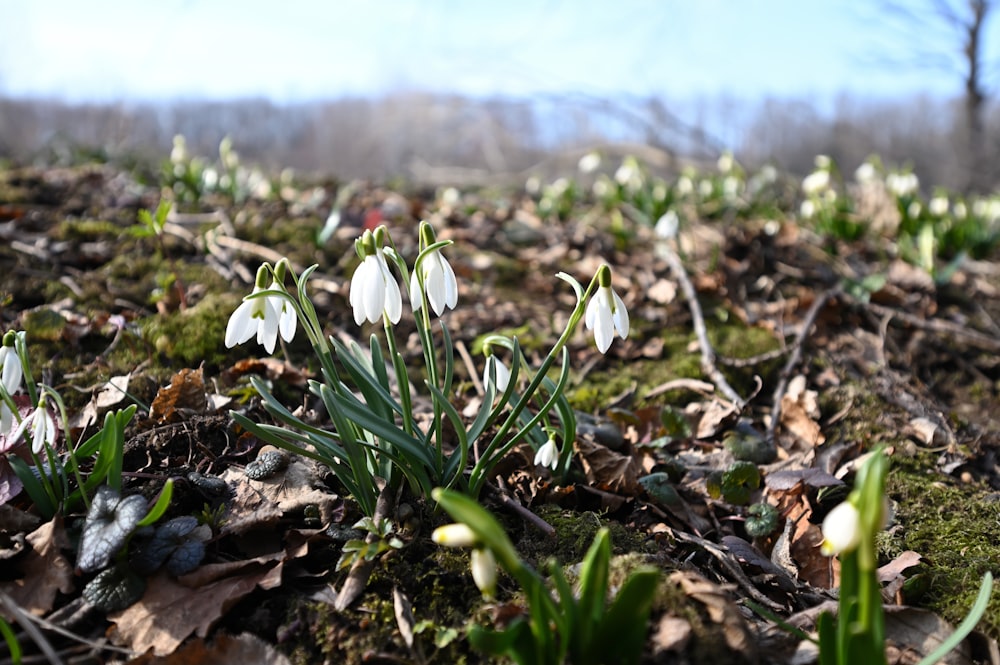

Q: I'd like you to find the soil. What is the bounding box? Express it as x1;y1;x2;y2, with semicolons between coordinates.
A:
1;159;999;665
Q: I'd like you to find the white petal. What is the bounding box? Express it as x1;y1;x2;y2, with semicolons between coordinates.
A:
408;271;423;312
225;301;257;347
820;502;862;556
426;255;447;315
0;347;22;395
362;258;386;324
278;303;297;342
592;290;614;353
612;290;630;338
585;291;600;330
382;264;402;323
256;301;280;354
442;257;458;309
470;547;497;599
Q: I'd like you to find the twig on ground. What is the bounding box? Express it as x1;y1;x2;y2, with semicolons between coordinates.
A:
485;481;556;538
766;288;839;444
658;239;747;410
862;300;1000;353
0;590;65;665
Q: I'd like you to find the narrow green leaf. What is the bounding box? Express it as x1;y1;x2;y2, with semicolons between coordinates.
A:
576;528;611;631
915;571;994;665
136;478;174;527
595;568;659;665
0;615;22;664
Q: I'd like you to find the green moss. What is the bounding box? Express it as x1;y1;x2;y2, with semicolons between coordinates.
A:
568;316;781;413
141;292;240;369
53;217;122;241
885;456;1000;639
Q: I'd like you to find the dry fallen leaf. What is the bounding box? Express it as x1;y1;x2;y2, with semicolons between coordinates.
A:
0;517;74;616
123;632;292;665
779;375;824;448
574;436;641;493
109;561;284;656
669;570;757;659
150;368;208;424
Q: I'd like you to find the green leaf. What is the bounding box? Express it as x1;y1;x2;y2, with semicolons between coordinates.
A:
0;615;22;664
8;456;57;519
916;571;994;665
576;528;611;633
136;478;174;528
595;567;659;665
432;488;525;583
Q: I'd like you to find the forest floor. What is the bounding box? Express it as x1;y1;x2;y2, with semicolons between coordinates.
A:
1;157;999;664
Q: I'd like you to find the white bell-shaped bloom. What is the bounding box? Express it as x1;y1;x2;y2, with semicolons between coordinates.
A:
820;501;862;556
410;248;458;316
482;355;511;394
0;343;22;397
350;248;402;325
534;438;559;470
225;284;281;354
585;276;629;354
471;547;497;599
432;523;479;548
10;403;57;455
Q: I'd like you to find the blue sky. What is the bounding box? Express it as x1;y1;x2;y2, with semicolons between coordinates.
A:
0;0;993;103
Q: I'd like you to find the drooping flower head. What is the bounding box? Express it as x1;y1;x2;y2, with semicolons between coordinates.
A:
225;263;283;354
350;226;402;326
820;501;862;556
534;437;559;470
585;265;629;354
409;221;458;317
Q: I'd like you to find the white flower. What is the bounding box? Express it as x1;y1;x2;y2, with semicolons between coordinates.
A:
225;284;282;354
410;248;458;316
349;247;402;325
801;170;830;195
471;547;497;599
432;523;479;547
800;199;816;219
654;211;679;239
929;196;949;217
578;152;601;174
854;162;876;184
820;501;862;556
585;280;629;354
10;404;56;455
534;438;559;470
0;344;22;396
717;152;734;174
483;355;510;393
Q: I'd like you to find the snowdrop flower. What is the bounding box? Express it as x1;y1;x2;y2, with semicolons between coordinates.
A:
578;151;601;174
654;210;679;239
676;174;694;197
482;355;511;394
0;332;23;436
585;265;629;354
801;169;830;195
820;501;861;556
0;333;23;397
10;398;57;455
534;438;559;470
409;222;458;316
929;195;949;217
854;161;876;184
349;227;402;325
800;199;816;219
470;547;497;599
225;263;287;354
432;523;479;547
717;151;734;174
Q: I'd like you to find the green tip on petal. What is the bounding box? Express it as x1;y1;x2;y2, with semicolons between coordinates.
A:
273;258;290;282
1;331;15;348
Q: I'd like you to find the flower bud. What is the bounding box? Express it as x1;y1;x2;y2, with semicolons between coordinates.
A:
432;523;478;548
470;547;497;599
